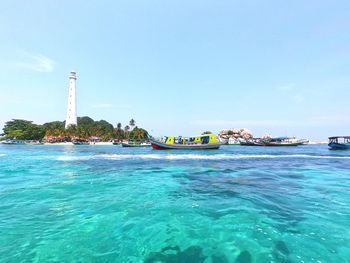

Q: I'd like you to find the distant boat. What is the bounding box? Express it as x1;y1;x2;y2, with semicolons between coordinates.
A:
218;137;229;145
240;139;265;146
0;139;25;145
24;140;43;145
241;137;306;147
72;139;89;145
263;137;306;146
112;140;121;145
228;138;243;145
121;141;151;147
328;136;350;150
151;134;222;150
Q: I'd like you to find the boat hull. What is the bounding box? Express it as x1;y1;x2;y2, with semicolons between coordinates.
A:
72;142;89;145
121;143;151;147
263;142;302;146
241;142;301;146
151;140;221;150
328;143;350;150
240;142;265;146
1;140;25;145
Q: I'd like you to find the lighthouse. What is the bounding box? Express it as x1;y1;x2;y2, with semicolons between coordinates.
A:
65;71;77;128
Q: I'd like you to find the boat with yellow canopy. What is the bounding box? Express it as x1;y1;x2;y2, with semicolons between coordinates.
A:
150;134;222;150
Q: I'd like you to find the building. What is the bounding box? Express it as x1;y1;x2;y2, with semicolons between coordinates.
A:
65;71;77;128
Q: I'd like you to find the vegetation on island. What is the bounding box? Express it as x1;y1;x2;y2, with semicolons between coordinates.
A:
2;119;45;140
1;117;149;142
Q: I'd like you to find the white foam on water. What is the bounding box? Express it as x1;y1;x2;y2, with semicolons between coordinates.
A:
105;153;350;160
56;153;350;161
0;153;6;157
56;155;92;161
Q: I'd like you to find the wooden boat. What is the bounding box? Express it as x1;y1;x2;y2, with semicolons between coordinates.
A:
72;139;89;145
151;134;222;150
300;139;309;145
121;141;151;147
24;141;43;145
263;137;305;146
241;137;305;147
0;139;25;145
218;137;229;145
328;136;350;150
112;140;121;145
240;138;265;146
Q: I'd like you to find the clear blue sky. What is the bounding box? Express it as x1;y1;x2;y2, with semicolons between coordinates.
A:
1;0;349;140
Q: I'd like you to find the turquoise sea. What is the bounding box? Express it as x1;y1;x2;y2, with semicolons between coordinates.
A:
0;144;349;263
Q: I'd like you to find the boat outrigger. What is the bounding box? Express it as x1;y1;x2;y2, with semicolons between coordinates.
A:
328;136;350;150
150;134;222;150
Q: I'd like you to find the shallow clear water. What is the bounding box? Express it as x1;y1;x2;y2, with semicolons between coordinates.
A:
0;144;349;262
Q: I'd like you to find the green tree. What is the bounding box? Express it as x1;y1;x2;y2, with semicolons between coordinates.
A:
3;119;45;140
124;125;130;139
23;124;45;140
3;119;32;135
129;127;149;141
43;121;65;136
8;129;25;140
92;120;114;140
76;116;95;138
3;117;149;142
78;116;94;126
114;122;124;141
65;124;77;137
129;119;135;130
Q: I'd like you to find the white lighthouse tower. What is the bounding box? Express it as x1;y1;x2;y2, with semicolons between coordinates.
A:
65;71;77;128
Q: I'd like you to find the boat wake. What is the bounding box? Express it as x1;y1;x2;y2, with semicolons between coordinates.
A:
56;153;350;161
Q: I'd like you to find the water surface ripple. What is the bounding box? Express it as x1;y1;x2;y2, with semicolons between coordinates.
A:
0;145;349;262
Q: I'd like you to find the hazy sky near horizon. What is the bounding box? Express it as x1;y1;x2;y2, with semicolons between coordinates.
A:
0;0;349;140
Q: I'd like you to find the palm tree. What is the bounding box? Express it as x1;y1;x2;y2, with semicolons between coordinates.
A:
129;119;135;130
124;125;130;140
117;122;122;130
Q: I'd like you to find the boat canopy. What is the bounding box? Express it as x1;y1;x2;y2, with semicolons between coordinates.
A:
328;136;350;139
163;134;219;145
270;137;290;141
328;136;350;143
